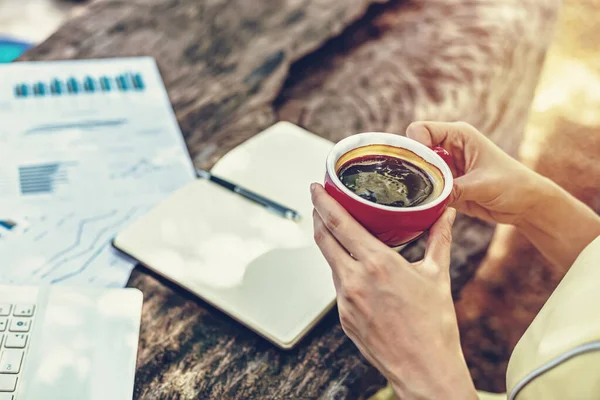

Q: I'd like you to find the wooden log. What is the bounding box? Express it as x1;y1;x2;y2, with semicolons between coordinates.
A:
277;0;560;157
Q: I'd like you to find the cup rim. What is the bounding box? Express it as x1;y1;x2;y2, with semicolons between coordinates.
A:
326;132;454;212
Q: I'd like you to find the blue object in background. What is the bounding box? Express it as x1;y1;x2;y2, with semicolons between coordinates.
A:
0;37;33;63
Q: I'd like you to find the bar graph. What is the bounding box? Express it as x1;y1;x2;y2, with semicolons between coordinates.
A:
19;162;68;195
13;72;146;98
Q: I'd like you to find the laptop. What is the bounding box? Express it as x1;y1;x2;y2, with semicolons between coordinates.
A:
0;285;142;400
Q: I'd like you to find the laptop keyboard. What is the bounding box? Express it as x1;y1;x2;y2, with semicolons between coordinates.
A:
0;304;35;400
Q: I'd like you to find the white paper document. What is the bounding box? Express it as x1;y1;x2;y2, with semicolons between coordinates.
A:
0;57;195;287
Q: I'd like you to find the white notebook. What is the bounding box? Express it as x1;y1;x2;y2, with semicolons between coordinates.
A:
114;122;337;348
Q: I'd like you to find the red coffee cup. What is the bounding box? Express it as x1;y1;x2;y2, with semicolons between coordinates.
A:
324;132;453;248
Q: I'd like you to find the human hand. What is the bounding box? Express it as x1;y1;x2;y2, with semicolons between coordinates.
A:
406;121;546;225
311;183;476;400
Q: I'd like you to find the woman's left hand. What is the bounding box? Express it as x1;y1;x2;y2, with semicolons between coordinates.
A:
311;183;476;400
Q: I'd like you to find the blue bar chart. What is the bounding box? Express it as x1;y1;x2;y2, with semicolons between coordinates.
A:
14;72;145;98
18;163;68;195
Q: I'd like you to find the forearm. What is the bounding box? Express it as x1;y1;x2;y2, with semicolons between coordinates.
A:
518;176;600;270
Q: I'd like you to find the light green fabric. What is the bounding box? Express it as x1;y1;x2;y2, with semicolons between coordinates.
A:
369;384;395;400
478;391;506;400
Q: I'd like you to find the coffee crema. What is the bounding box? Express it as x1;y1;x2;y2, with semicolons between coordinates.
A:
335;144;444;208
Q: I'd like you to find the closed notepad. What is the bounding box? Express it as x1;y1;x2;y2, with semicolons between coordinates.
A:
114;122;336;348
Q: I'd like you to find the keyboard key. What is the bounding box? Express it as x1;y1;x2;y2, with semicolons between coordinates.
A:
13;305;34;317
0;375;16;391
0;319;7;332
0;335;3;347
0;393;13;399
8;319;30;333
0;350;22;374
4;335;26;349
0;307;11;317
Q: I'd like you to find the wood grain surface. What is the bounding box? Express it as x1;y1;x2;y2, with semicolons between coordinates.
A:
20;0;561;398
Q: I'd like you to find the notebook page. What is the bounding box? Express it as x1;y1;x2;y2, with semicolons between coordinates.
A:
114;122;337;345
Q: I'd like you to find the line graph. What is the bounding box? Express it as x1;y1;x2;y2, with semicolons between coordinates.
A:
49;239;114;284
1;204;151;287
43;207;137;282
36;209;117;272
110;158;162;180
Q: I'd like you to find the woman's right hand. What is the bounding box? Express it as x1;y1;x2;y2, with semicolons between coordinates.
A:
406;121;547;226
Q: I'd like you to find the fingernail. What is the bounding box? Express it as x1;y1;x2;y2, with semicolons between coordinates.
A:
310;183;317;193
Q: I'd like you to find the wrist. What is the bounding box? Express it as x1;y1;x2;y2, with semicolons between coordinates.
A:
390;374;477;400
388;352;477;400
514;171;558;230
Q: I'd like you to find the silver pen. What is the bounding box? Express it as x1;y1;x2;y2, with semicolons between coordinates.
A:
196;169;302;222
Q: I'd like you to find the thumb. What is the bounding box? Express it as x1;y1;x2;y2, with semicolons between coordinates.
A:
424;208;457;269
449;174;480;208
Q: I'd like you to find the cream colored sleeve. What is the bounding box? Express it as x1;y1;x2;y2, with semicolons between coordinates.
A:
503;235;600;400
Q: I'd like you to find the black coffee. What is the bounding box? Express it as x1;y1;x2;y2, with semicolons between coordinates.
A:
338;155;436;207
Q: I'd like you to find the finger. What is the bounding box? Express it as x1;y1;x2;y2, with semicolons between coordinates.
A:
406;122;486;207
449;175;472;206
311;183;388;260
312;209;356;278
424;208;457;270
406;121;475;148
449;171;489;209
406;121;475;175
